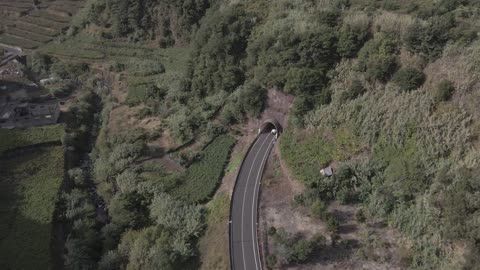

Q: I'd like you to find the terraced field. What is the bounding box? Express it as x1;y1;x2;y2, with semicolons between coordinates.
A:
39;33;192;106
0;0;85;50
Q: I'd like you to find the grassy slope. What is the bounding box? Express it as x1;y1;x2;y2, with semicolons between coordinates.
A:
198;193;230;270
0;146;64;270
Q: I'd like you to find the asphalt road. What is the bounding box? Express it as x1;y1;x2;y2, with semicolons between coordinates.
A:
230;131;276;270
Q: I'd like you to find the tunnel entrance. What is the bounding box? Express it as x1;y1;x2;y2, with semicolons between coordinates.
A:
259;119;283;136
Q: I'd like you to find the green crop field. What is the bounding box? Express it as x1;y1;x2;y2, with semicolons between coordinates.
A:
0;34;43;49
6;27;53;43
0;125;64;154
30;10;70;23
18;16;68;31
174;135;236;203
14;21;59;37
0;146;64;270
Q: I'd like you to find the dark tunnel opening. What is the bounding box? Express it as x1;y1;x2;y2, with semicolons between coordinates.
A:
259;119;283;135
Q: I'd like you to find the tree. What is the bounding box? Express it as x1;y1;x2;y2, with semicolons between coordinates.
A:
337;24;369;58
404;16;454;59
109;192;150;229
30;52;52;75
392;68;426;92
291;95;314;127
237;82;267;118
64;237;97;270
290;239;314;263
118;227;176;270
98;250;123;270
357;35;398;81
298;28;337;70
284;68;327;95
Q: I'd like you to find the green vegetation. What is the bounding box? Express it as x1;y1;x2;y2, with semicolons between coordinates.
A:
198;194;230;270
5;0;477;268
392;67;426;92
174;135;236;203
280;127;363;184
0;146;64;270
434;79;455;102
267;227;326;267
0;125;64;154
0;0;83;49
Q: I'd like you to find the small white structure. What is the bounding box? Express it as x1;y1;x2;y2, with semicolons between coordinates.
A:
320;166;333;177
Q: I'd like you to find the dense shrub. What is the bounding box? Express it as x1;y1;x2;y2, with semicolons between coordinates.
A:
291;95;314;127
339;79;366;103
357;35;398;81
269;228;325;266
392;67;426;92
29;52;52;76
189;6;254;96
337;23;369;58
404;15;455;59
237;81;267;118
284;68;327;95
104;0;209;42
310;199;327;219
434;79;455;102
51;61;89;79
247;24;337;92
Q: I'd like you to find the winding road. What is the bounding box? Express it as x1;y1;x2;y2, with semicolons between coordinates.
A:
230;131;276;270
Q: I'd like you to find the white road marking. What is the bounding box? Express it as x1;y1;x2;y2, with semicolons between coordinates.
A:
240;134;270;269
251;136;275;270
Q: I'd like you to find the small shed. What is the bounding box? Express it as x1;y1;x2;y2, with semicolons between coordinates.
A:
320;166;333;177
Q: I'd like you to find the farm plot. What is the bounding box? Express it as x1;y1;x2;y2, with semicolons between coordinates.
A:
0;145;64;270
173;135;236;203
0;124;64;154
0;0;85;50
5;27;53;43
0;34;43;49
14;21;60;37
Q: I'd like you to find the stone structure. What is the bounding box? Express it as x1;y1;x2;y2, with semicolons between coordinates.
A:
0;101;60;128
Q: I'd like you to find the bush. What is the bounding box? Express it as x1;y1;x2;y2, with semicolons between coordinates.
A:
434;79;455;102
366;54;397;82
326;216;340;233
337;24;369;58
268;226;277;236
290;239;315;263
266;254;277;269
51;61;89;79
339;79;366;103
357;35;398;81
30;52;52;75
284;68;327;95
392;67;426;92
291;95;314;127
356;208;366;223
404;15;454;59
237;82;267;118
310;200;327;219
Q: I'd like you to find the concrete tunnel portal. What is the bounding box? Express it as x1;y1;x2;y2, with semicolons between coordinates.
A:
259;118;283;136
